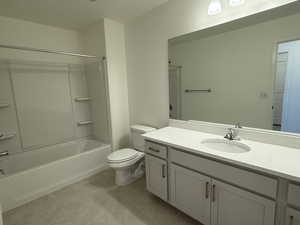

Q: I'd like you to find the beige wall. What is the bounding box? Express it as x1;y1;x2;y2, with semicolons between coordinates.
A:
126;0;298;128
169;13;300;130
104;19;130;150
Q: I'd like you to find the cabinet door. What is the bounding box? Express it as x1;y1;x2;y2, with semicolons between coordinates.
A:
211;180;275;225
170;164;211;225
145;154;168;201
286;208;300;225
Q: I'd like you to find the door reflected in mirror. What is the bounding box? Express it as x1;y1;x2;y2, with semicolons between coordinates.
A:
168;8;300;134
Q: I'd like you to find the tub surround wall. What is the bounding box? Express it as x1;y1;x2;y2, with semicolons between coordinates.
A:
0;61;95;155
80;21;111;144
11;64;75;149
80;18;131;151
0;15;131;153
69;65;93;138
0;63;21;154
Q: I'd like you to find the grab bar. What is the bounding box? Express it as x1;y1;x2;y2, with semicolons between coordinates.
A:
0;133;15;141
185;89;212;93
0;151;9;158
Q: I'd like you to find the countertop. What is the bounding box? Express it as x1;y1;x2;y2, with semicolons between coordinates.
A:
143;126;300;182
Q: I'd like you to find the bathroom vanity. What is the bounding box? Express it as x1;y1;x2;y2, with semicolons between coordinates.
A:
143;126;300;225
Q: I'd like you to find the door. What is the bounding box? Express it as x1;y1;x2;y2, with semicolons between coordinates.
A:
286;208;300;225
211;180;275;225
273;52;288;131
170;164;211;225
145;154;168;201
169;65;181;119
279;40;300;133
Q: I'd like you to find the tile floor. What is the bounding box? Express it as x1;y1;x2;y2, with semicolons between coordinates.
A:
3;169;202;225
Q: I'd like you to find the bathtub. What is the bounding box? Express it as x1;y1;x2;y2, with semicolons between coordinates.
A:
0;139;111;212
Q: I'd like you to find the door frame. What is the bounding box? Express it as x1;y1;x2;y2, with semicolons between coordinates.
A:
272;38;300;133
168;65;182;120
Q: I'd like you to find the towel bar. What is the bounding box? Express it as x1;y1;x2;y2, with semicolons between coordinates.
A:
77;121;93;126
0;103;9;109
185;89;212;93
0;133;15;141
75;97;91;102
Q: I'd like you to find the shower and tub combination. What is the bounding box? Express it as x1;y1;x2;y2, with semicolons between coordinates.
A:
0;44;112;211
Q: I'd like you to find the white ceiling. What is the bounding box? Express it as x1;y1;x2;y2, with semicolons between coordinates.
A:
0;0;168;30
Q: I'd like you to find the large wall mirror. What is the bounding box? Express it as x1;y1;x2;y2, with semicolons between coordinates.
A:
168;2;300;134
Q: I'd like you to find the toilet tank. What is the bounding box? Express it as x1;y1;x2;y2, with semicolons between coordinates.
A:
131;125;156;151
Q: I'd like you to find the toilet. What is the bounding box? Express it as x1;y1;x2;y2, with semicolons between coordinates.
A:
107;125;156;186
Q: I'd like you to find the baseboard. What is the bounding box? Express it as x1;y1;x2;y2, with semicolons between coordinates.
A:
4;165;109;212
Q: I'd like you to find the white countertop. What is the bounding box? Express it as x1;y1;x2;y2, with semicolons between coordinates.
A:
143;126;300;182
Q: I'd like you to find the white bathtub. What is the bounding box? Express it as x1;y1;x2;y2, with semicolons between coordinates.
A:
0;139;111;212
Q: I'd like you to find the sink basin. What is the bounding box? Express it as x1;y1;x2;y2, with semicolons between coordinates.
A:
201;138;251;153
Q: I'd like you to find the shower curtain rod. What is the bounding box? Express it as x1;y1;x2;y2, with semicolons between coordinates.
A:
0;44;101;59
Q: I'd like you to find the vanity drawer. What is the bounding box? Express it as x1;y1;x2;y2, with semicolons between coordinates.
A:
288;183;300;207
170;148;277;198
145;141;167;159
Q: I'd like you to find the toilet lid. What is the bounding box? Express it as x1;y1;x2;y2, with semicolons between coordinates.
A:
107;148;139;163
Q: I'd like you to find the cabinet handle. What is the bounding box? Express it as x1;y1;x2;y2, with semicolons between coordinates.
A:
148;147;160;153
212;184;216;202
205;182;209;199
290;216;294;225
162;164;166;178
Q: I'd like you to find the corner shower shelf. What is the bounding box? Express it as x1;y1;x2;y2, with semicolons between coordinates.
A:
0;103;10;109
74;97;91;102
77;121;93;126
0;133;16;141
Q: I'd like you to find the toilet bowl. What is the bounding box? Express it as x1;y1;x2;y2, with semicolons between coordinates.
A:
107;125;156;186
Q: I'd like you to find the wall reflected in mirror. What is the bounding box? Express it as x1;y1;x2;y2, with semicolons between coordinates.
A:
168;8;300;134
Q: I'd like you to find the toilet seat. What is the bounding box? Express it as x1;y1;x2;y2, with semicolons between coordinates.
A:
107;148;139;163
107;148;145;169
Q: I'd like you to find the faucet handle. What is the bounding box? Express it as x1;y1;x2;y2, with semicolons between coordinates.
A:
235;123;242;129
227;127;234;132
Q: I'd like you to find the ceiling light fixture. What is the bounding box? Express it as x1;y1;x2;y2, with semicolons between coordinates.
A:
229;0;245;7
208;0;222;16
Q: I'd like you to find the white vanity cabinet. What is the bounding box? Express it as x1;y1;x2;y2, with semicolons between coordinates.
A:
286;184;300;225
169;163;275;225
286;208;300;225
170;164;211;224
211;180;275;225
145;154;168;201
145;140;277;225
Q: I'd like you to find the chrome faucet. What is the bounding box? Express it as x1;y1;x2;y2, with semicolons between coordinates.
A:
224;123;242;141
